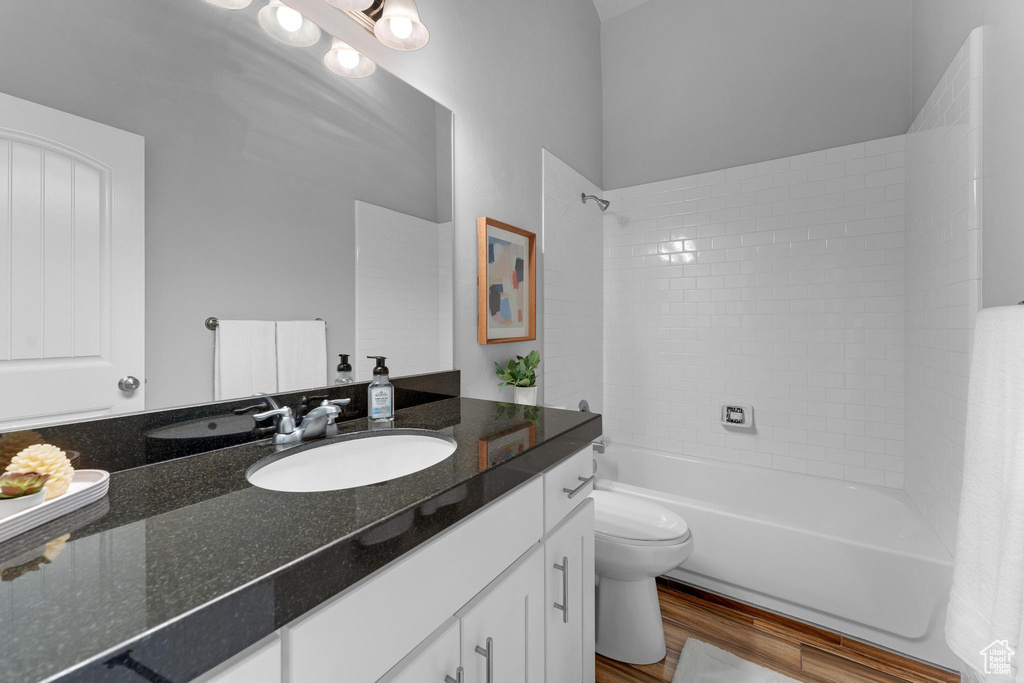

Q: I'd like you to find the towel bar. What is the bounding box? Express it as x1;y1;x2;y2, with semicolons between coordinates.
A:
205;317;325;330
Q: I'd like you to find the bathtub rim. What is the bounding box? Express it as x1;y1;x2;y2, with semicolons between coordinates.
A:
595;444;953;565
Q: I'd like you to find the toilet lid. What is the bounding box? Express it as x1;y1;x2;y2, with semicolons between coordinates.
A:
590;490;689;542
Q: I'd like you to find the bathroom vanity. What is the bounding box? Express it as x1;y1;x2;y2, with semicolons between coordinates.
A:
207;445;595;683
0;396;601;682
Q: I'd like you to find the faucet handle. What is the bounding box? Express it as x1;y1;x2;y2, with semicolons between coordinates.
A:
254;407;296;434
234;402;267;415
317;399;349;428
324;398;352;407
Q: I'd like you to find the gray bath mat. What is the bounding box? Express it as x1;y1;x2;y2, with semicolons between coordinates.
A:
672;639;801;682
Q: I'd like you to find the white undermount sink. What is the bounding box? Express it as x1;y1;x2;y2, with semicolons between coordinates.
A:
246;431;457;493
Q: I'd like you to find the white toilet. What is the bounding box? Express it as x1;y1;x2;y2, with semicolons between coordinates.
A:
591;489;693;665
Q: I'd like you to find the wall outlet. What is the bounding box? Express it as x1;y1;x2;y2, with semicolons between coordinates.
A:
721;404;754;428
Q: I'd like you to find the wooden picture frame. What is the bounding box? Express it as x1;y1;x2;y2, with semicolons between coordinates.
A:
477;216;537;344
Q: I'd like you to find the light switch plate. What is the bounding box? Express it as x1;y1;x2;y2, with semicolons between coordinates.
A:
721;404;754;428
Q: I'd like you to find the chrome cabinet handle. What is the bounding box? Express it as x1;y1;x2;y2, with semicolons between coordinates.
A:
563;475;595;499
444;666;464;683
475;637;493;683
118;376;141;393
554;556;569;623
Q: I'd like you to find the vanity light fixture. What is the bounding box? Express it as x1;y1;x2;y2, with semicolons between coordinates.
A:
203;0;253;9
324;37;376;78
258;0;321;47
325;0;374;10
374;0;429;51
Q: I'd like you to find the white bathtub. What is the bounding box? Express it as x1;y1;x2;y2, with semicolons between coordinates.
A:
595;444;957;669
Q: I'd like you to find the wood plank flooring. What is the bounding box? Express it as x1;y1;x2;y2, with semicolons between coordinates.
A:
595;580;960;683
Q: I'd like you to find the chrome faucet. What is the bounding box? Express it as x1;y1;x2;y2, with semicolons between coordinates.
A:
299;399;351;440
254;398;352;446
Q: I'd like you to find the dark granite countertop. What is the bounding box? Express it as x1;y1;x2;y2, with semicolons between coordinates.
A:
0;398;601;683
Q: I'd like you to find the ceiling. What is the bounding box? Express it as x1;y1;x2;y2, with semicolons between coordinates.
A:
592;0;652;22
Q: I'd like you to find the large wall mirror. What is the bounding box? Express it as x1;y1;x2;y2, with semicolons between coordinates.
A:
0;0;453;428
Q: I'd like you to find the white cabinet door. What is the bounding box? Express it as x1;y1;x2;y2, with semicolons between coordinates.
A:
458;545;545;683
284;480;543;683
0;91;145;428
544;499;596;683
379;617;462;683
193;633;281;683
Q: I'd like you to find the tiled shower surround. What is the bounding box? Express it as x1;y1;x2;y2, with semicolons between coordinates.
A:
603;139;909;487
904;29;983;552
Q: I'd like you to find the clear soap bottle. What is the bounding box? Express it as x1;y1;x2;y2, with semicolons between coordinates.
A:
334;354;353;384
366;356;394;423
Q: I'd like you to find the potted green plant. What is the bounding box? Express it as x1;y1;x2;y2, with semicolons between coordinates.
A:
495;350;540;406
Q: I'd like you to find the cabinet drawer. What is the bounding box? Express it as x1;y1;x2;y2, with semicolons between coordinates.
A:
283;478;543;683
543;446;594;532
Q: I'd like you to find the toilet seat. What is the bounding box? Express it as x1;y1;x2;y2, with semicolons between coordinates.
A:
591;490;689;545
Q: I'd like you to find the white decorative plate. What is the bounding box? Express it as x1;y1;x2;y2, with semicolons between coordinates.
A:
0;470;110;544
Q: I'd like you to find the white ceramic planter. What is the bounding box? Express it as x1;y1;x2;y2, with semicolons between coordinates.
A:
513;386;538;406
0;490;45;521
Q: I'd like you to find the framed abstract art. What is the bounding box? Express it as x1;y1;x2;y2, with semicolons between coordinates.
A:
477;217;536;344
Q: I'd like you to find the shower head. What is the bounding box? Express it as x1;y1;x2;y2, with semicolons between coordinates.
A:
581;193;611;212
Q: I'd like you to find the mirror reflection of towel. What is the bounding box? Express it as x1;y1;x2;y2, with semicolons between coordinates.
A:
276;320;328;392
214;320;277;400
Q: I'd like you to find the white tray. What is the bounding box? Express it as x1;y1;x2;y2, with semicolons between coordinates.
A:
0;470;109;544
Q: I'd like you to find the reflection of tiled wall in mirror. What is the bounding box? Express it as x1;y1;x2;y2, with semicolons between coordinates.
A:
355;201;453;381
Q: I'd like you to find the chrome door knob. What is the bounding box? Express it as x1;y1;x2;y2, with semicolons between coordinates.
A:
118;376;141;392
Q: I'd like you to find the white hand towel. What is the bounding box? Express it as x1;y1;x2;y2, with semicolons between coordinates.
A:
276;320;328;392
214;320;278;401
946;306;1024;681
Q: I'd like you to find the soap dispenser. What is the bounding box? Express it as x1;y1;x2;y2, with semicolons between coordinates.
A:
334;354;353;384
366;356;394;423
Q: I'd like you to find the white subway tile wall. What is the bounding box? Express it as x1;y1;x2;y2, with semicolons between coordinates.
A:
904;29;983;553
542;150;604;413
603;137;908;487
355;201;452;381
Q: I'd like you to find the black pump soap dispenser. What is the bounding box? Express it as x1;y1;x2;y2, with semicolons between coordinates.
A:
334;354;353;385
367;356;394;423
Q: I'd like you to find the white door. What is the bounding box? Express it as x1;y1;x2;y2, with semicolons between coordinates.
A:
459;545;545;683
0;91;145;428
545;499;596;683
379;617;462;683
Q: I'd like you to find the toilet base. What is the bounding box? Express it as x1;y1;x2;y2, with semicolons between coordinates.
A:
595;575;667;665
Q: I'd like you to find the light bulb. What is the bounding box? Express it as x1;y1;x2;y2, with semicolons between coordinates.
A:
389;16;413;39
277;5;304;32
337;49;361;70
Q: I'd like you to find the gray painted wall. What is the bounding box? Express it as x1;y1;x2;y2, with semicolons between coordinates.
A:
911;0;1024;307
601;0;914;189
911;0;984;119
0;0;449;409
978;0;1024;307
292;0;604;403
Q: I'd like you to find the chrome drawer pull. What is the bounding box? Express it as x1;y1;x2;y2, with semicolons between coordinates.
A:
475;637;493;683
554;556;569;623
563;475;595;499
444;666;464;683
